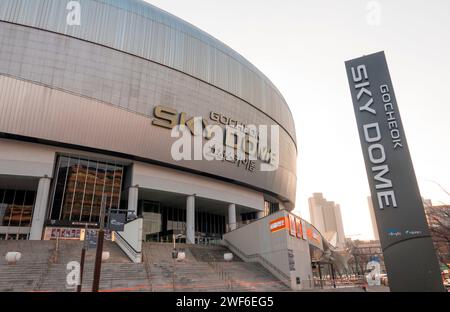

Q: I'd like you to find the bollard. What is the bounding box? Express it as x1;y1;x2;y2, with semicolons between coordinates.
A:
102;251;110;261
224;253;233;262
5;252;22;265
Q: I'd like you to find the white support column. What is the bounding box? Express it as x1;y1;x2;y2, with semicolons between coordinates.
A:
186;195;195;244
228;203;237;231
29;177;51;240
128;186;139;216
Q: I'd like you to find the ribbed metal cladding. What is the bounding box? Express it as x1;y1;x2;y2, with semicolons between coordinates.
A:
0;21;296;158
0;75;297;205
0;0;296;143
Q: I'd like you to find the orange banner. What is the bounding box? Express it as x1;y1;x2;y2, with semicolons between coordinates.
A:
288;214;296;236
295;218;303;239
270;217;288;233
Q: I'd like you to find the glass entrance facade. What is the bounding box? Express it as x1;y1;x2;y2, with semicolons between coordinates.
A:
0;189;36;240
48;155;124;226
264;200;279;217
140;200;226;244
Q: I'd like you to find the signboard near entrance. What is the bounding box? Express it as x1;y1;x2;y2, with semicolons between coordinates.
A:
109;212;126;232
86;229;98;249
345;51;444;292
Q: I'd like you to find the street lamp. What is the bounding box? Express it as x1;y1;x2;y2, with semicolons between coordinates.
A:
92;195;107;292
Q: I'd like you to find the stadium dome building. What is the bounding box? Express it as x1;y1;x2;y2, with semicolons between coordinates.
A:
0;0;297;243
0;0;354;292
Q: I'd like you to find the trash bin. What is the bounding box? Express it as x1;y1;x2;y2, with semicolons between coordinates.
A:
172;248;178;259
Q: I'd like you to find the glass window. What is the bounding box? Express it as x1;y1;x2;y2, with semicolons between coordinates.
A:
61;157;80;220
4;190;15;204
91;162;107;223
49;155;124;225
81;160;97;222
20;191;35;227
0;189;36;228
50;156;69;220
11;190;26;227
2;190;16;226
71;158;88;222
112;167;123;210
0;190;5;225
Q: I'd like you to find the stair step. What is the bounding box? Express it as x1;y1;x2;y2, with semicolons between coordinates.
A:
0;241;289;292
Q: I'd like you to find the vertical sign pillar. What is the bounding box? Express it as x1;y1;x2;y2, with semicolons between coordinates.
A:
345;51;444;292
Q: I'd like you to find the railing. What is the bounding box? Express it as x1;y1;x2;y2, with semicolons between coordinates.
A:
225;220;257;233
115;231;141;263
141;247;154;292
223;239;291;288
307;276;367;290
33;239;57;291
206;252;233;290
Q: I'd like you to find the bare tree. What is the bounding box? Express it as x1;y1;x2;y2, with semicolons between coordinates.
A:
424;199;450;266
346;239;372;275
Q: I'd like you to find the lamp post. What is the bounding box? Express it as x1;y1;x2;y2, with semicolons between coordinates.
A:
330;263;337;289
77;224;88;292
92;195;106;292
171;233;184;291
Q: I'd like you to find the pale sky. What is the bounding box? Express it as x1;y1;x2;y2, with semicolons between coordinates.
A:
144;0;450;240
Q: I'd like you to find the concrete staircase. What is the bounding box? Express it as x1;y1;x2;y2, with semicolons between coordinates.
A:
142;243;289;292
222;262;289;291
0;240;55;292
40;240;149;292
0;240;149;292
143;243;228;291
39;262;150;292
1;241;289;292
189;244;242;262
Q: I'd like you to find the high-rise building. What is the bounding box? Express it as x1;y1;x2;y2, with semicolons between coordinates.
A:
367;196;380;241
308;193;346;249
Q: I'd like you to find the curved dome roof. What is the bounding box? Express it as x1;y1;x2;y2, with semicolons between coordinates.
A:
0;0;296;144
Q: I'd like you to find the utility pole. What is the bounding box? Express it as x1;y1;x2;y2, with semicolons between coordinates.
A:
92;195;106;292
318;263;323;289
330;263;337;288
77;224;88;292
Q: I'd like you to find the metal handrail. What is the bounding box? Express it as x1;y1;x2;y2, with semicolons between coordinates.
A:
206;252;232;290
115;231;140;258
33;239;57;291
223;239;291;286
141;247;154;292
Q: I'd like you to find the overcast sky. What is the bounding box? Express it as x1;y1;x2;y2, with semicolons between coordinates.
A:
144;0;450;240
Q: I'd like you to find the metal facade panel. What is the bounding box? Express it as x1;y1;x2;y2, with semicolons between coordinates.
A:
0;0;296;141
0;75;296;206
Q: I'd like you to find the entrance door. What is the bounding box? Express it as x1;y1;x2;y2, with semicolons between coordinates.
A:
141;201;162;242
